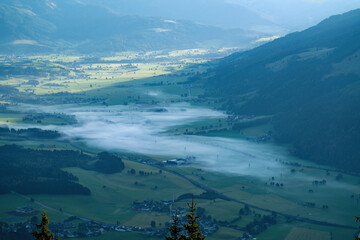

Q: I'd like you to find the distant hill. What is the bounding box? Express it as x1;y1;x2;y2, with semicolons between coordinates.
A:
0;0;263;54
202;9;360;172
82;0;360;33
84;0;275;30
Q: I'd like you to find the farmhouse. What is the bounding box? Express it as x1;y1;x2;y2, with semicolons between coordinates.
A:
161;156;196;166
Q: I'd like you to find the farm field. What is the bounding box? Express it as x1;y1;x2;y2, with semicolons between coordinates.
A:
178;161;360;227
0;50;211;96
284;227;331;240
0;159;201;224
0;52;359;240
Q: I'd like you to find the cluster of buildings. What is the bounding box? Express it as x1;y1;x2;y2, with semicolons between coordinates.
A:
0;221;34;234
53;217;180;238
131;199;219;236
115;225;167;238
132;200;172;212
0;214;168;239
136;155;196;167
13;205;38;216
160;156;196;166
49;222;79;238
3;200;224;239
245;133;272;143
51;219;170;238
239;232;258;240
227;115;255;121
195;217;219;236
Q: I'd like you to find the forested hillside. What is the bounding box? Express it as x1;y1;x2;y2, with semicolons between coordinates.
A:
202;9;360;172
0;145;125;195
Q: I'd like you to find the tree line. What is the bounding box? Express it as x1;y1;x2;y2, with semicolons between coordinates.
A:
0;145;125;195
0;127;61;139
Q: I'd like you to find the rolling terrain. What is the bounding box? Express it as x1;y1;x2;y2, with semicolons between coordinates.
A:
84;0;360;33
0;52;358;240
0;0;263;54
201;9;360;173
0;4;360;240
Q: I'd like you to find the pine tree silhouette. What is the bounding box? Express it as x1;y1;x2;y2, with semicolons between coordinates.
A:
32;212;60;240
182;196;205;240
356;216;360;240
166;210;184;240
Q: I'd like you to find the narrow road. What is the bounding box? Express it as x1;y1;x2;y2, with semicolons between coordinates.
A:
10;191;91;222
158;166;357;230
68;142;357;230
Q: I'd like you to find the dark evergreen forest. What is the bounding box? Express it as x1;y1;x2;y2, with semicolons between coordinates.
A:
0;145;125;195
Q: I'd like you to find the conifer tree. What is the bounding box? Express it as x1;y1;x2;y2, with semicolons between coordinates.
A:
356;216;360;240
166;210;184;240
32;212;60;240
182;197;205;240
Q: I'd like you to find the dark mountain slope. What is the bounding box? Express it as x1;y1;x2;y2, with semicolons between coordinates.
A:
202;9;360;172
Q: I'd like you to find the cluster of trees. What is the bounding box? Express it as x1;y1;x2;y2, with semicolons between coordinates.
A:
232;117;271;131
166;198;206;240
31;199;206;240
239;205;251;216
356;216;360;240
29;211;360;240
244;213;277;236
32;212;60;240
128;168;160;176
138;170;154;176
94;152;124;174
0;145;125;195
1;212;62;240
0;127;61;139
0;145;92;195
0;85;19;94
176;191;227;202
22;113;77;125
0;61;68;77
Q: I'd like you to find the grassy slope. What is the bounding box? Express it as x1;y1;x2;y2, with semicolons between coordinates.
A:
202;9;360;172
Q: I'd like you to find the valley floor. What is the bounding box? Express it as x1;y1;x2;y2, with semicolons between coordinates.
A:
0;52;358;240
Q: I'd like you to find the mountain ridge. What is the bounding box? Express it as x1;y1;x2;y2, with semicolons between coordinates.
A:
201;9;360;172
0;0;264;54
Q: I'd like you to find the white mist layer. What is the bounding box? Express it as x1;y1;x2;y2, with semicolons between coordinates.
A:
20;102;290;178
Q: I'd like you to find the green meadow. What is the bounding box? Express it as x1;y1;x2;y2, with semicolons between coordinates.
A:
0;53;359;240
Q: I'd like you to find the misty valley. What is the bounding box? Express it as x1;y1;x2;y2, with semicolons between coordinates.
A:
0;1;360;240
0;51;359;240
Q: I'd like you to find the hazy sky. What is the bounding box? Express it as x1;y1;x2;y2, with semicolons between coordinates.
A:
227;0;360;27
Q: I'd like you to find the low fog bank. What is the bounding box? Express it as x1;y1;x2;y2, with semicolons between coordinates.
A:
15;102;293;178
